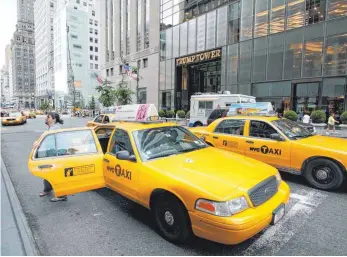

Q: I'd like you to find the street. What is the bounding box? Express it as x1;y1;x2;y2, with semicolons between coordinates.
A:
1;116;347;256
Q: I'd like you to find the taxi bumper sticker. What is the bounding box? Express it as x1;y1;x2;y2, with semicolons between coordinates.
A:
64;164;95;177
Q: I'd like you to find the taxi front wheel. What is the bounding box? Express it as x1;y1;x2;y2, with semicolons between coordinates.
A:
152;194;192;244
304;159;344;190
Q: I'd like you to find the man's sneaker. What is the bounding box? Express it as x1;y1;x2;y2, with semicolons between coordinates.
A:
50;196;68;202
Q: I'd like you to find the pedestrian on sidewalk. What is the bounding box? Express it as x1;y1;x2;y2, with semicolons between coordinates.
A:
32;112;68;202
325;112;339;135
302;111;310;124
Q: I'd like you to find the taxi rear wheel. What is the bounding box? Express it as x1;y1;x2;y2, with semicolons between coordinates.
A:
304;159;344;190
152;194;192;244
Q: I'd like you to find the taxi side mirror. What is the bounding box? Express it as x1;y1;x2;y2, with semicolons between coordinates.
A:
116;150;137;162
270;133;284;141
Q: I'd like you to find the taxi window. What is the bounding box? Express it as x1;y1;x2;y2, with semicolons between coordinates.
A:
215;119;245;136
109;129;134;155
55;130;98;156
36;134;57;158
94;115;103;123
95;127;113;136
249;121;277;139
104;116;110;123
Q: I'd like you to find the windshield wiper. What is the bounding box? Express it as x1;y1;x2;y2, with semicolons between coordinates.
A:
147;152;177;160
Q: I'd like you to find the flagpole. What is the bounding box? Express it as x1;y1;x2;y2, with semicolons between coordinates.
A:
136;63;139;104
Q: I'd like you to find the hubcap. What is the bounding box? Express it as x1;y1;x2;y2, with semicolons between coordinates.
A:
316;169;328;180
164;211;174;226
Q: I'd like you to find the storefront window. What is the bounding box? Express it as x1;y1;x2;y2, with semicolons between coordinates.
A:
228;2;240;44
161;91;172;110
294;82;319;113
166;28;172;59
328;0;347;19
165;59;172;90
172;26;180;58
253;36;267;82
305;0;326;25
206;10;217;50
267;33;284;80
227;43;239;86
240;0;254;41
270;0;285;34
321;77;346;115
180;22;187;56
217;6;228;47
284;28;304;79
188;18;197;54
254;0;269;38
197;15;206;52
286;0;305;30
239;40;252;83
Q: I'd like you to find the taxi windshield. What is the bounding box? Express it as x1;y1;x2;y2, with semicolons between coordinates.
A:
11;112;22;117
133;126;207;161
273;119;312;140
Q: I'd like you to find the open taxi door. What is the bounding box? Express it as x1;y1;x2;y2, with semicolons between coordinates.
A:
28;128;106;197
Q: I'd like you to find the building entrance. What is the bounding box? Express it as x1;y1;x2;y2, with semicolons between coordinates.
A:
175;48;222;111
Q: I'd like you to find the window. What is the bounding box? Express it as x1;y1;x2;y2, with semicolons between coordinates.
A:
89;19;93;25
95;64;98;69
74;6;78;10
83;2;87;6
95;47;98;52
270;0;285;34
90;63;93;69
90;46;93;51
239;40;252;83
109;129;134;155
110;68;114;76
267;33;285;80
206;10;216;49
56;130;97;156
249;121;277;138
95;56;98;61
240;0;254;41
137;60;141;68
95;29;98;35
284;28;304;79
305;0;326;25
188;19;197;54
90;55;93;60
73;44;82;49
71;34;78;39
217;6;228;47
90;37;93;42
215;119;245;136
328;0;347;19
197;15;206;52
254;0;269;38
95;38;98;43
94;21;98;26
198;101;213;110
50;2;54;7
92;10;95;16
76;0;80;3
36;134;56;158
95;115;103;122
286;0;305;30
253;37;267;82
106;69;109;77
143;58;148;68
321;78;346;114
139;89;147;104
89;28;93;33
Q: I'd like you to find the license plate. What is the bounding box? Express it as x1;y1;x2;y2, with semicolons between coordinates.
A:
271;203;285;225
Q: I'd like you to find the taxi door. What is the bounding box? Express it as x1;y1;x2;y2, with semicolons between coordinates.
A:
209;119;247;155
244;120;291;168
28;128;106;197
103;128;139;202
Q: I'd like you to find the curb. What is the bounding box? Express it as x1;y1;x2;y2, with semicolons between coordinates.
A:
1;155;40;256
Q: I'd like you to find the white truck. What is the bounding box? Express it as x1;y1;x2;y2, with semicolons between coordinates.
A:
188;93;256;127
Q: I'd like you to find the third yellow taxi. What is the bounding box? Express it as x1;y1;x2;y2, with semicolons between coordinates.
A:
28;120;289;245
190;116;347;191
86;113;117;127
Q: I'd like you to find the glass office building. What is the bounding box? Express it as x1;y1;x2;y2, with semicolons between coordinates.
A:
159;0;347;115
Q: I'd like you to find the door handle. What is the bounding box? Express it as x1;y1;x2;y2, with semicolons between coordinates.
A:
38;164;53;169
246;140;254;144
213;136;219;139
103;158;110;163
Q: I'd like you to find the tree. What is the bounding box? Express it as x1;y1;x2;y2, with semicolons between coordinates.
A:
96;80;117;107
89;96;96;110
40;101;50;112
115;79;134;105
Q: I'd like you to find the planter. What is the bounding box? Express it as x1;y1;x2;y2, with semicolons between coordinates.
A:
311;123;347;138
311;123;326;135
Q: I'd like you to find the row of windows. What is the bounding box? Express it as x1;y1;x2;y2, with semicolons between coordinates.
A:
89;55;99;61
89;19;98;26
90;63;99;69
89;28;98;35
89;37;98;44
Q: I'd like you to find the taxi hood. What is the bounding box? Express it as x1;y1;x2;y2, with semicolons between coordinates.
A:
293;135;347;154
144;147;278;200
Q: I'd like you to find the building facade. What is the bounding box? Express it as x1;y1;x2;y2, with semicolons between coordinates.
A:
100;0;160;107
34;0;56;107
11;0;36;109
53;0;101;109
159;0;347;115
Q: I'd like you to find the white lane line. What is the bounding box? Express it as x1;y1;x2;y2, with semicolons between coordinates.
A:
242;188;328;256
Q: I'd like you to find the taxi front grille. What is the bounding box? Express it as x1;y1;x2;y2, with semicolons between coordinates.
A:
248;176;278;207
6;118;16;121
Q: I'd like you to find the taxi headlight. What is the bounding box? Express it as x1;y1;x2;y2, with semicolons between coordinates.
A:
195;197;249;217
275;172;282;186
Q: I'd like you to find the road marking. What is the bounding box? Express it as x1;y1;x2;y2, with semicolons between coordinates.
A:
242;188;328;255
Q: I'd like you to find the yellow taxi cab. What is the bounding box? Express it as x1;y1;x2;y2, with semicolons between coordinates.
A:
28;121;290;245
190;116;347;191
23;111;36;119
1;112;27;126
87;114;117;127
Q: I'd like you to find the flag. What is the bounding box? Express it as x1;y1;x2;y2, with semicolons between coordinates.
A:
93;72;103;84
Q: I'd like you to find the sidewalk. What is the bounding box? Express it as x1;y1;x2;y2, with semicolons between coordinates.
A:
1;156;39;256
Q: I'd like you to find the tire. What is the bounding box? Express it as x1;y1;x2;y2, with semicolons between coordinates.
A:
303;158;345;190
152;194;192;244
193;122;203;127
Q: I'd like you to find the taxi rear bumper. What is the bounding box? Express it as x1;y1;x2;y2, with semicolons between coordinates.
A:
2;120;23;125
189;181;290;245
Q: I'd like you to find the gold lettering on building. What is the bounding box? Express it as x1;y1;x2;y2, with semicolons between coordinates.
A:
175;48;222;66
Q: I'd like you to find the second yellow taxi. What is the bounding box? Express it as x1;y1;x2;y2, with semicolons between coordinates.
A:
28;120;290;245
190;116;347;191
86;113;117;127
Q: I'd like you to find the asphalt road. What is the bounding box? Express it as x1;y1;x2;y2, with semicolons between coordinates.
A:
1;116;347;255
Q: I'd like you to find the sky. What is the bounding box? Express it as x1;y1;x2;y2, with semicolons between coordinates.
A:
0;0;17;69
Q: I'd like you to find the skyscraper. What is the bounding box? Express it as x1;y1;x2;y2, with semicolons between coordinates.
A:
11;0;36;109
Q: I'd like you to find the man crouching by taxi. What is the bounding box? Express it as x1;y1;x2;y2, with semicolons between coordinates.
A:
28;122;290;245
